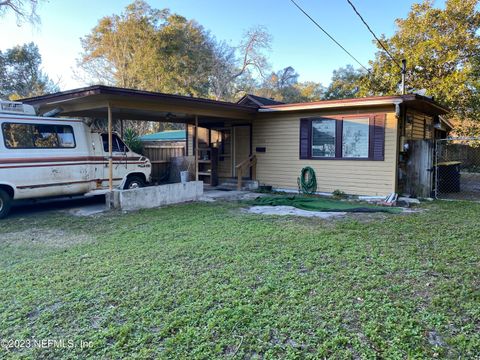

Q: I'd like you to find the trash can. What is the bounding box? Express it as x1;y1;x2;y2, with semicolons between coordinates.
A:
437;161;461;193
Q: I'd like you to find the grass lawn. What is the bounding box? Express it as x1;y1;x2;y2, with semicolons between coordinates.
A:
0;200;479;359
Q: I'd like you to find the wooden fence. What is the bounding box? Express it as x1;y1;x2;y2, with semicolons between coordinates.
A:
142;145;185;182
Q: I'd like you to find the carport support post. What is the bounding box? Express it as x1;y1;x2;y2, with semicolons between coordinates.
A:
108;104;113;191
195;116;199;181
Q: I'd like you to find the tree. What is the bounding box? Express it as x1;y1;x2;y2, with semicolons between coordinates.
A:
257;66;324;103
362;0;480;133
0;42;58;100
78;0;216;98
78;2;273;102
0;0;43;25
295;81;325;102
323;65;366;100
209;26;272;100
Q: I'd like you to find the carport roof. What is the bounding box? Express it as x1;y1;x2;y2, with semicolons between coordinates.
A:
21;85;258;122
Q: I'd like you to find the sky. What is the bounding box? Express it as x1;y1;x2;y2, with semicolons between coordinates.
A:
0;0;448;90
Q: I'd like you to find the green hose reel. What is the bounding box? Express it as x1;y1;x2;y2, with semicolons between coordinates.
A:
297;166;317;194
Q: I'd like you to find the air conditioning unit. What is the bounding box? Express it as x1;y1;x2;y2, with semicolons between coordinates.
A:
0;101;36;115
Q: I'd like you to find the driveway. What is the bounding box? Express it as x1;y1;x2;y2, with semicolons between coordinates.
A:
8;195;106;218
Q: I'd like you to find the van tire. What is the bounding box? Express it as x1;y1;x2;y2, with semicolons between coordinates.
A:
124;176;145;190
0;189;12;219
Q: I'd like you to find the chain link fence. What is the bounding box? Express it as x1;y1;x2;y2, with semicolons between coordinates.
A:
436;138;480;200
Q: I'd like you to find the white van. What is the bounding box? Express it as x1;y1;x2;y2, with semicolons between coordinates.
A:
0;101;151;218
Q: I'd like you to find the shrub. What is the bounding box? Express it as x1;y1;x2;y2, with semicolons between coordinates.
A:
123;128;143;154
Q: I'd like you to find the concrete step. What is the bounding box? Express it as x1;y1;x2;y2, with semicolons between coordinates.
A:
218;179;259;191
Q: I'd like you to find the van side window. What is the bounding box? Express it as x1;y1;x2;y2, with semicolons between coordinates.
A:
34;125;59;148
2;123;76;149
2;123;34;148
101;134;128;153
57;126;76;147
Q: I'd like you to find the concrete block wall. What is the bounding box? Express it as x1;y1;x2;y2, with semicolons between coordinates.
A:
106;181;203;211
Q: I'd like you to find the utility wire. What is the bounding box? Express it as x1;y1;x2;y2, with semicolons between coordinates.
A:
289;0;394;93
345;0;403;70
289;0;371;74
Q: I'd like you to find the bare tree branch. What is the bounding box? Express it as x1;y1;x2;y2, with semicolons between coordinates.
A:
0;0;42;25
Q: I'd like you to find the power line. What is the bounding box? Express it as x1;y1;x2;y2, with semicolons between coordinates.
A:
289;0;371;74
289;0;396;94
345;0;403;70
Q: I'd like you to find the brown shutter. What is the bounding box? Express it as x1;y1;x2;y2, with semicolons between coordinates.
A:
299;118;311;159
371;114;386;161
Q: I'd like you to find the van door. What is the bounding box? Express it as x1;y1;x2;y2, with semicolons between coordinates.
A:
89;132;106;190
100;133;130;188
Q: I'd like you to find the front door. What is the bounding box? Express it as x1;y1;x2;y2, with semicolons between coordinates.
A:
233;125;251;178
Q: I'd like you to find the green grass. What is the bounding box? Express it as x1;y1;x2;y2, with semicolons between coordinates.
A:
0;200;479;359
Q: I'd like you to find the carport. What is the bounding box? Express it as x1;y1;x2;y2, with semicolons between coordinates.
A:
22;85;258;191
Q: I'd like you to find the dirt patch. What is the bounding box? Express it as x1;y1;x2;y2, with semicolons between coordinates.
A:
0;228;94;248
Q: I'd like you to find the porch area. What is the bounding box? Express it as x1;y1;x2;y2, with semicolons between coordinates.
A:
184;123;258;190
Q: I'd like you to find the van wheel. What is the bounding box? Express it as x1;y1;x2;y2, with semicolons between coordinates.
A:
0;189;12;219
124;176;145;190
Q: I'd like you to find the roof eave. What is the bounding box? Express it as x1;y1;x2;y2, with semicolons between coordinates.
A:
259;98;403;112
258;94;449;116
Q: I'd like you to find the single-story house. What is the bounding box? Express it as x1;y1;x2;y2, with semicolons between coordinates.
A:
23;86;450;197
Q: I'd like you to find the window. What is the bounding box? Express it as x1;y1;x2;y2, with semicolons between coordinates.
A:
299;115;385;161
34;125;59;148
57;126;76;147
101;134;128;153
2;123;76;149
2;123;34;148
312;119;336;157
342;118;369;158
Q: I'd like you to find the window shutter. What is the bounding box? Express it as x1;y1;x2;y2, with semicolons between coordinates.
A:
372;114;386;161
299;118;311;159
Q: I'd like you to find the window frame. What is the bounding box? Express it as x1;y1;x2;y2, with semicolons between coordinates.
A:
341;117;371;159
300;113;385;161
101;133;130;153
1;122;76;149
311;118;337;158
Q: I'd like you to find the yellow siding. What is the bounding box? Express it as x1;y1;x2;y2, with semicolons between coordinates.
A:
252;109;399;196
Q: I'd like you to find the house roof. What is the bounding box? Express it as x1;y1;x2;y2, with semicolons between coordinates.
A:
21;86;449;124
139;130;186;142
237;94;285;107
258;94;449;115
